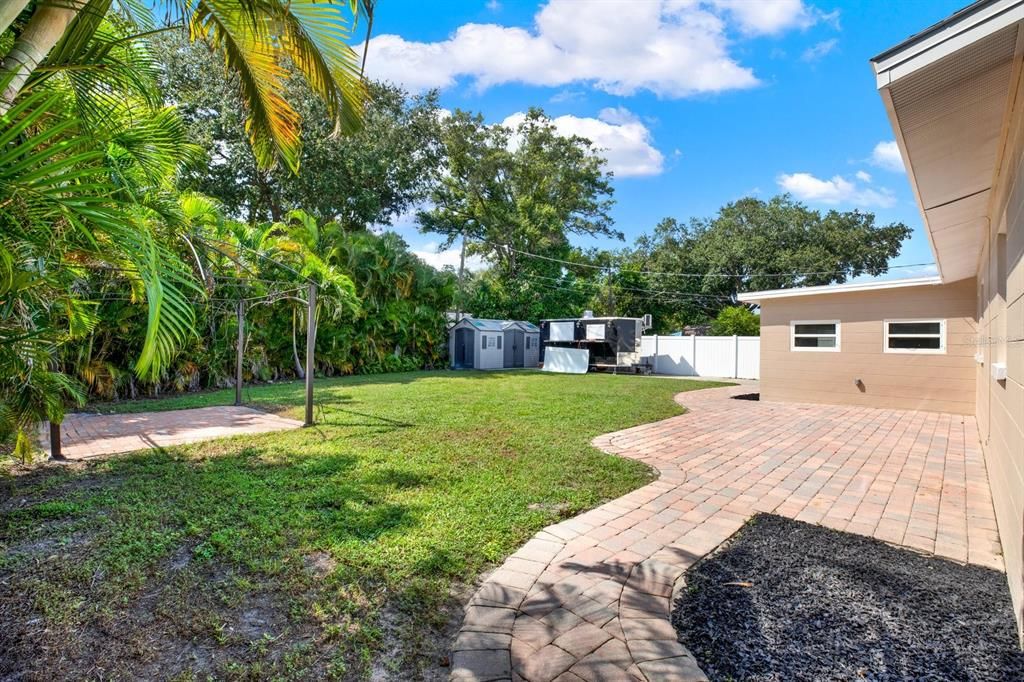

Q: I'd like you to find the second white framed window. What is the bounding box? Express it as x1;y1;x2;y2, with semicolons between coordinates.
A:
884;319;946;354
791;320;840;351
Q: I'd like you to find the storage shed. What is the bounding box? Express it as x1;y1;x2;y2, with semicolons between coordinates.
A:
449;318;539;370
503;321;541;368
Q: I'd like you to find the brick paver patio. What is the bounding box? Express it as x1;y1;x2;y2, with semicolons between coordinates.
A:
450;385;1003;682
40;406;303;459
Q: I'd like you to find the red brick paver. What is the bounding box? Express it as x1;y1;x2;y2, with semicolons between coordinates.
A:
450;385;1003;682
40;406;303;459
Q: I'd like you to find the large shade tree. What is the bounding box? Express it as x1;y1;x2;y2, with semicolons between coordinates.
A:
614;196;913;332
155;33;444;227
419;108;620;320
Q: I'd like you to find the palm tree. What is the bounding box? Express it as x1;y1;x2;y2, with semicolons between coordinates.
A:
263;210;358;376
0;0;374;172
1;1;374;458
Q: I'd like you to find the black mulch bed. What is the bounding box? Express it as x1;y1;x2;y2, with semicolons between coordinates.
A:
672;513;1024;681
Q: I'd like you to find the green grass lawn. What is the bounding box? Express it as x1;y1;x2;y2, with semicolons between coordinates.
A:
0;370;726;680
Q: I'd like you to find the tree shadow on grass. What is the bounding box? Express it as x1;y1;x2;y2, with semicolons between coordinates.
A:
0;442;433;679
82;369;518;416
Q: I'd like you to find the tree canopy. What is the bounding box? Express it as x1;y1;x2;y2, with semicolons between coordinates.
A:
157;35;445;227
595;196;911;332
418;108;620;319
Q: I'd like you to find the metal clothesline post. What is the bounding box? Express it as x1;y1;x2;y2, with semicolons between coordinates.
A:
304;281;317;427
235;299;245;406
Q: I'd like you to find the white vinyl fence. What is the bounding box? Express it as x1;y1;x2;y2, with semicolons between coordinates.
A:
641;335;760;379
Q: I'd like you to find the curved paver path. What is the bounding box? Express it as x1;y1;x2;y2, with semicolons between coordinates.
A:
449;384;1002;682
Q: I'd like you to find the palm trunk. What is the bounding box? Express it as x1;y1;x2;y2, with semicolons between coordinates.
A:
0;0;31;36
0;2;81;112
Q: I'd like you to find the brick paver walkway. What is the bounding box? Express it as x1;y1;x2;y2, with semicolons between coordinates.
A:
450;385;1003;682
40;406;303;459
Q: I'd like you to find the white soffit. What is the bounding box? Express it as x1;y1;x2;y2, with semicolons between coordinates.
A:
873;1;1023;283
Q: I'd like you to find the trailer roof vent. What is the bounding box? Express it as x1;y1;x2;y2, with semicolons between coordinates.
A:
583;310;594;318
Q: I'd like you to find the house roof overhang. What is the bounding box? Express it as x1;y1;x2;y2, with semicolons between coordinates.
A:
737;276;943;303
871;0;1024;283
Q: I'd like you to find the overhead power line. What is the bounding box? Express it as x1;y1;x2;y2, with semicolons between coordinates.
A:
518;271;735;301
510;248;935;280
519;276;724;314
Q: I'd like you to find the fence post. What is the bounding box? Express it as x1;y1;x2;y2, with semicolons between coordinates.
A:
235;299;245;406
653;334;659;374
690;334;697;376
732;335;739;379
304;282;317;427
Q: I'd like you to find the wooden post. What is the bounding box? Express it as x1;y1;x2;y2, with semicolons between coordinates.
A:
49;421;63;460
235;299;245;406
304;282;317;427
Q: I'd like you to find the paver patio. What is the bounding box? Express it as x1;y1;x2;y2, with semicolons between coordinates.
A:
450;385;1003;682
39;406;303;460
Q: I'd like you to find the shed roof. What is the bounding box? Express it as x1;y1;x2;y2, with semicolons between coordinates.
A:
503;320;540;332
451;318;538;332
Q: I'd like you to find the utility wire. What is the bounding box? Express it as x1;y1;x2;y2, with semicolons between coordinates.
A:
518;271;735;301
521;278;722;314
510;248;936;280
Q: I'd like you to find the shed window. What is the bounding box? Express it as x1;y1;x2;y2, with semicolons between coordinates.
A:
884;320;945;354
497;336;502;350
791;321;839;351
481;334;487;350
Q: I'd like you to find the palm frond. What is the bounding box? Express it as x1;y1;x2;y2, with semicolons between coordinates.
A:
279;0;367;136
1;88;198;382
107;104;202;185
188;2;300;170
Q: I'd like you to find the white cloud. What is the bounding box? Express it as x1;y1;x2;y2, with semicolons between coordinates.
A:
711;0;820;35
501;107;665;177
412;242;486;271
549;89;586;103
777;172;896;208
800;38;837;62
364;0;830;98
869;140;905;173
855;170;872;183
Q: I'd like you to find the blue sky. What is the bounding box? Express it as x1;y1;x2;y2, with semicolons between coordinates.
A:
361;0;966;276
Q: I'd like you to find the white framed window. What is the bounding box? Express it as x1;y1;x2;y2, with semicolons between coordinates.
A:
883;319;946;354
791;320;840;352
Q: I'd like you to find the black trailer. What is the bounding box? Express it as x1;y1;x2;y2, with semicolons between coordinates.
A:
540;314;653;373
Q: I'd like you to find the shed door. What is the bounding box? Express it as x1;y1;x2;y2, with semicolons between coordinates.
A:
503;331;515;367
454;328;474;368
512;331;525;367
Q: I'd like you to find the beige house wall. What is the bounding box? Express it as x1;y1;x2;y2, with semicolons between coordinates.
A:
758;278;978;415
976;59;1024;639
